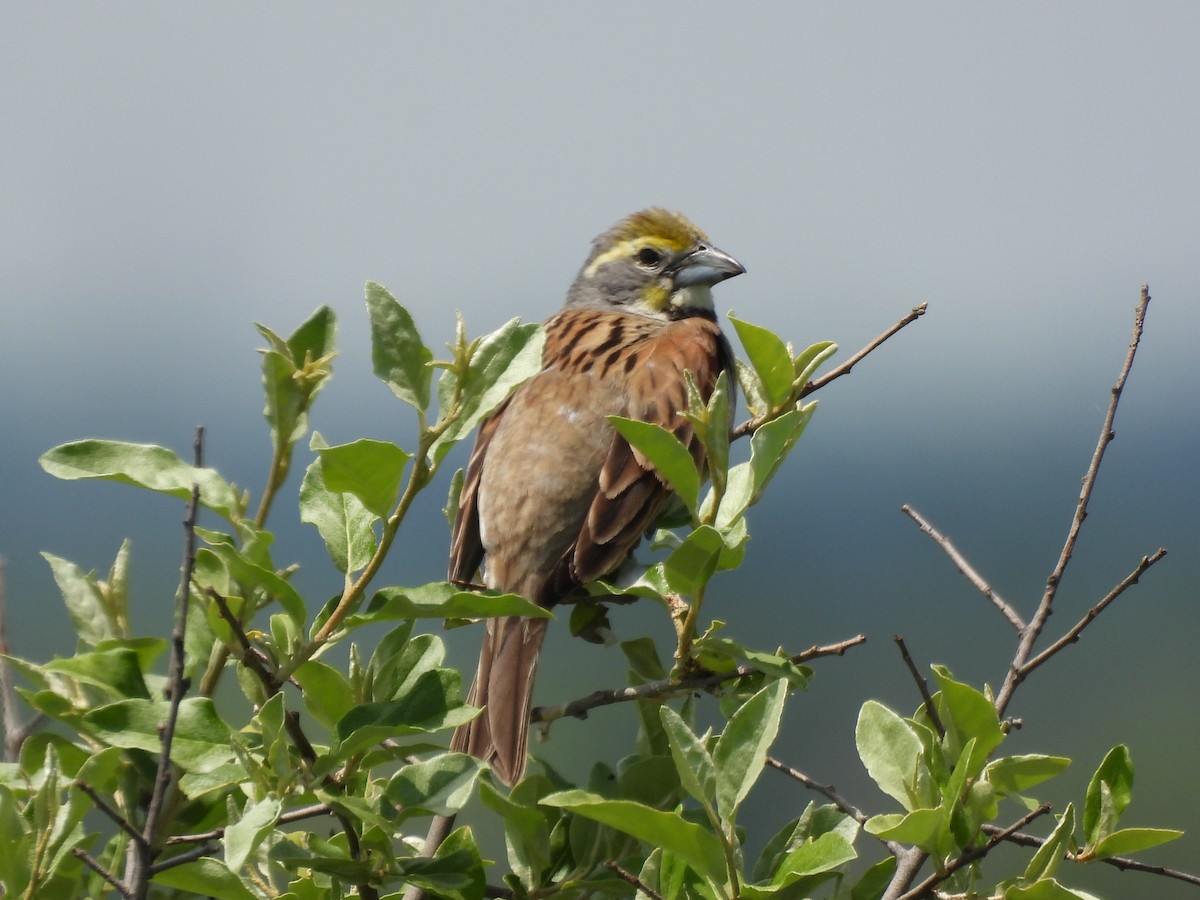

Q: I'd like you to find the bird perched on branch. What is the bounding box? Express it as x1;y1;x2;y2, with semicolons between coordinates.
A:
448;208;744;785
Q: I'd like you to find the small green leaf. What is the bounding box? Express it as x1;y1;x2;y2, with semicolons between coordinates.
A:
151;857;258;900
333;670;470;760
40;440;240;519
1023;803;1075;883
864;808;945;848
718;404;815;527
299;441;377;574
83;698;234;774
931;665;1003;776
1083;745;1133;847
293;661;354;730
659;705;718;819
386;752;485;817
317;438;411;517
541;789;728;885
609;416;701;516
1005;878;1100;900
713;679;787;822
769;830;857;886
1091;826;1183;859
729;315;794;407
367;281;433;413
661;525;724;597
43;648;150;699
354;583;551;625
431;318;545;463
984;755;1071;795
41;553;112;647
478;776;553;884
224;795;281;872
792;340;838;387
856;700;926;811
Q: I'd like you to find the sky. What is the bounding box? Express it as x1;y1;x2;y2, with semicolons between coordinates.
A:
2;4;1198;894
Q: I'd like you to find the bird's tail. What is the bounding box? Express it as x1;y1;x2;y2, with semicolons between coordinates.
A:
450;615;548;787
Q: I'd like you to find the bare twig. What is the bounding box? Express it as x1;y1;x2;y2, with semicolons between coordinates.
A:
995;286;1151;717
732;302;927;439
147;842;220;875
981;824;1200;887
167;802;331;844
1022;548;1168;676
900;506;1025;631
73;847;133;899
604;860;666;900
75;781;146;847
530;635;866;724
896;805;1051;900
765;757;868;825
893;636;944;736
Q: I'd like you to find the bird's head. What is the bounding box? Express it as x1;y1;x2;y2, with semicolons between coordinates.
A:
565;208;745;320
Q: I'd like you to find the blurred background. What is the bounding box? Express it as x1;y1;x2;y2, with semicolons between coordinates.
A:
2;4;1197;895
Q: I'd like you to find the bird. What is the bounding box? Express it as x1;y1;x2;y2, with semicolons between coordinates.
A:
448;208;744;786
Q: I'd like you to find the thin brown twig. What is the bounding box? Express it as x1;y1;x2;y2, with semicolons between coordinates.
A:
731;302;927;439
981;824;1200;887
604;859;665;900
765;757;868;825
896;805;1051;900
73;847;132;899
530;635;866;724
147;842;220;875
131;426;205;898
893;636;944;736
1022;548;1168;676
167;802;332;844
75;781;145;847
995;286;1151;717
900;506;1025;631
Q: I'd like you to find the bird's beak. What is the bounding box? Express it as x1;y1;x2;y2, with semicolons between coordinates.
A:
670;244;746;288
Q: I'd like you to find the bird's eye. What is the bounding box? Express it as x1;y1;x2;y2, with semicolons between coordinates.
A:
635;247;663;268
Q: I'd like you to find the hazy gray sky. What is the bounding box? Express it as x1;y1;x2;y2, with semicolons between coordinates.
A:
2;5;1197;892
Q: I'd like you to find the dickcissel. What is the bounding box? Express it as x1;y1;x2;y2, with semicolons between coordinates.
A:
448;208;744;786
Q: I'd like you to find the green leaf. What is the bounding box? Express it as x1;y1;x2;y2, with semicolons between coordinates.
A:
713;679;787;823
541;789;728;885
353;583;551;625
367;281;432;413
317;438;411;517
41;553;112;646
333;670;470;760
43;648;150;699
478;776;553;885
609;416;701;516
299;438;377;574
386;752;485;817
659;705;718;819
397;848;485;900
1083;745;1133;847
856;700;926;811
82;697;234;774
293;661;354;731
1091;826;1183;859
40;440;240;519
431;318;544;464
1005;878;1101;900
1023;803;1075;883
197;532;306;626
224;795;281;871
691;635;811;688
792;340;838;387
984;755;1071;796
718;404;815;527
769;830;857;887
864;808;945;847
152;857;258;900
931;665;1003;776
728;315;794;408
661;525;724;597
